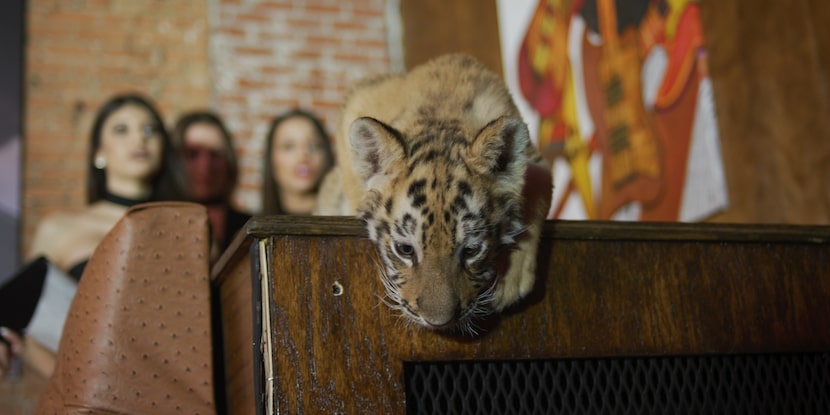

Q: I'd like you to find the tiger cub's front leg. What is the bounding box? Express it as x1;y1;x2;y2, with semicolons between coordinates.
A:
492;221;542;310
491;162;552;311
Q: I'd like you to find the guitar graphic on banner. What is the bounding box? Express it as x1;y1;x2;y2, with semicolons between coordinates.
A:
596;0;664;219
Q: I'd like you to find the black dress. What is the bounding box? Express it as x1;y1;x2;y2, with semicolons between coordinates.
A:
220;208;252;252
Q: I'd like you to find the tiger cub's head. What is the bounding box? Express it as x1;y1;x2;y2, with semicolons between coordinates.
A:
350;115;529;333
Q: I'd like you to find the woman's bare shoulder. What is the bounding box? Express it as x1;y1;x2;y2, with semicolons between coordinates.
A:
32;208;86;239
27;205;125;267
38;203;125;230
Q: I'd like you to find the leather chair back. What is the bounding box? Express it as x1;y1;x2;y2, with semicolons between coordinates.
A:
36;202;216;415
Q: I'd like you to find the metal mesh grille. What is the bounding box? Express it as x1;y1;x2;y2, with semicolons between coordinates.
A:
405;353;830;415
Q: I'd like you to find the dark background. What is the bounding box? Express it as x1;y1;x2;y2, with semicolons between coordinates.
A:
0;0;24;281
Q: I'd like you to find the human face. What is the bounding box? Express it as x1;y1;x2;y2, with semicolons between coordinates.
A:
96;104;163;185
183;122;232;202
270;116;328;196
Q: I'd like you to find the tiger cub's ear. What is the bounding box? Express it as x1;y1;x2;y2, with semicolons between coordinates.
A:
466;116;529;191
349;117;407;189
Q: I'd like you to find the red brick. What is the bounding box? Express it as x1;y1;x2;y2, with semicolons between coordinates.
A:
306;35;341;46
332;21;369;31
237;13;272;23
306;4;340;14
235;46;273;56
23;0;390;255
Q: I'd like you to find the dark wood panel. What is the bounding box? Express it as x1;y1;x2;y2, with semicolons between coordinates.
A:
702;0;830;224
249;214;830;243
212;230;257;415
251;216;830;413
400;0;503;74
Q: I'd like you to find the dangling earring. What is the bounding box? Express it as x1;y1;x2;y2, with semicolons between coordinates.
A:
94;156;107;170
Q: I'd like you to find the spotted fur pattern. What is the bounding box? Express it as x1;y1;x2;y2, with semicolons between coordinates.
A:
316;54;551;333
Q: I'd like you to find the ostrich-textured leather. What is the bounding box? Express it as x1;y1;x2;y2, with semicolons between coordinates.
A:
36;202;216;415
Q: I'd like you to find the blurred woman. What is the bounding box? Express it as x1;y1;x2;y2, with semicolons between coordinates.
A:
261;109;335;215
1;92;184;379
173;111;250;257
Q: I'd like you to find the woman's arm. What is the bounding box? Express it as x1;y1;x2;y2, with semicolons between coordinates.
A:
0;327;24;379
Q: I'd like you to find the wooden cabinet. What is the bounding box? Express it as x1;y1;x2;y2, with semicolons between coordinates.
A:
212;217;830;414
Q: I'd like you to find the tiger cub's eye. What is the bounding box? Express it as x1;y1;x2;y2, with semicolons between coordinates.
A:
394;242;415;258
462;244;482;260
461;244;484;261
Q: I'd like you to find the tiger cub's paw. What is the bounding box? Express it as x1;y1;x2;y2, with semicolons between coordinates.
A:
491;222;542;311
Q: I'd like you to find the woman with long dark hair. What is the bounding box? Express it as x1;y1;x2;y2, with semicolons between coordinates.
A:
1;92;185;379
261;109;334;215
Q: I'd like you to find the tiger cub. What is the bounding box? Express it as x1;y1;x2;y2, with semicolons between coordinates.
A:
316;54;551;333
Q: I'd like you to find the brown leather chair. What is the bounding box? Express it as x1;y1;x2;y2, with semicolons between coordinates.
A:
35;202;217;415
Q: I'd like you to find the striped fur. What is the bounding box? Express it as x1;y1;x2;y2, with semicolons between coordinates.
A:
317;54;550;333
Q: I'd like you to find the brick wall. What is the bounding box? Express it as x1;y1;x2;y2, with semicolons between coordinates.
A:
210;0;390;211
23;0;213;254
22;0;391;255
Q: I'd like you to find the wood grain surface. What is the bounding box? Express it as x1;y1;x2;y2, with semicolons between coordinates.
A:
211;216;829;413
702;0;830;224
212;230;257;415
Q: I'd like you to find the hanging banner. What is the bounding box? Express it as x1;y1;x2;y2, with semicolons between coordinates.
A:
498;0;728;221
